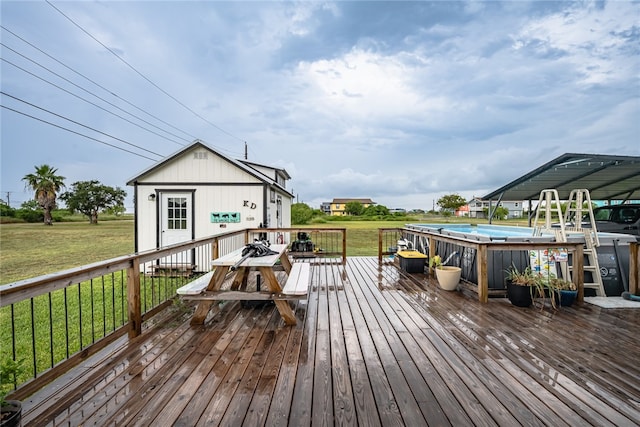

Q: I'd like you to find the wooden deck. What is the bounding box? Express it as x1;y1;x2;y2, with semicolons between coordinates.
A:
21;257;640;426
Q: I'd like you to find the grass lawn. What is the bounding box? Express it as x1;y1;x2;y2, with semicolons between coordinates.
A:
0;221;135;285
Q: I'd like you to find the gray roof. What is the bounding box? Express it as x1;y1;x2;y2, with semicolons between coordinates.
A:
481;153;640;202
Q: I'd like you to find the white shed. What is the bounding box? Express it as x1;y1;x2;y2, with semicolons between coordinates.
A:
127;140;293;253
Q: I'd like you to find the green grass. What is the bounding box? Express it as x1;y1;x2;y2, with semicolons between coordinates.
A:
0;221;134;285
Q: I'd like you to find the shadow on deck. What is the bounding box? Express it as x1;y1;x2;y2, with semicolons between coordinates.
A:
22;257;640;426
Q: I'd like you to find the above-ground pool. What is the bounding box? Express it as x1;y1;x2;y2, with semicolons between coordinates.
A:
405;223;635;296
406;223;553;241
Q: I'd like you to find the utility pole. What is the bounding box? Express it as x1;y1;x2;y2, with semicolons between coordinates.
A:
5;191;11;207
244;142;248;160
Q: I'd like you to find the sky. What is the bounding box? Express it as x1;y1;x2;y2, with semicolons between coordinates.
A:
1;1;639;212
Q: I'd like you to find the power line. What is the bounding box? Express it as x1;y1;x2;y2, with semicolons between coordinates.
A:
46;0;247;144
1;42;190;146
1;57;186;147
1;91;164;158
0;104;159;161
0;25;198;142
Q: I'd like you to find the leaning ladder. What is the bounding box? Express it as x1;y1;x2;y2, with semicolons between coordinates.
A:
563;189;606;296
532;189;606;296
532;189;566;241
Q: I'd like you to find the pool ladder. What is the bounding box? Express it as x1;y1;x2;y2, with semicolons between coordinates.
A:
533;189;606;297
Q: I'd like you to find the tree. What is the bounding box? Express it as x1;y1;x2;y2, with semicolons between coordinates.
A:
344;201;364;216
484;206;509;220
363;204;389;216
16;200;44;223
60;180;126;224
104;205;126;216
291;202;313;225
22;164;65;225
436;193;467;213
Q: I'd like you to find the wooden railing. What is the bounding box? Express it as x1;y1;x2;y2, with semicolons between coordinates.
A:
0;227;345;399
378;227;585;303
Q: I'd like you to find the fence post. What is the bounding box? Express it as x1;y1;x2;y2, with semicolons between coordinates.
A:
127;257;142;338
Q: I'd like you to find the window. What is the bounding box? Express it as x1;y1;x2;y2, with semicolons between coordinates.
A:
167;197;187;229
270;189;276;202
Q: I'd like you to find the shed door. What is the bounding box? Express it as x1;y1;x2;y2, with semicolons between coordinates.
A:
160;193;193;263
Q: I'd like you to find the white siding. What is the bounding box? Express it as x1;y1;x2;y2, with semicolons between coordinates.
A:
138;147;262;185
247;164;275;180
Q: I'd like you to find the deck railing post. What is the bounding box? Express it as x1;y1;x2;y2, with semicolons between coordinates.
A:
378;229;383;263
127;257;142;338
629;242;638;295
477;244;489;303
342;229;347;265
428;235;435;273
573;244;585;302
212;237;219;267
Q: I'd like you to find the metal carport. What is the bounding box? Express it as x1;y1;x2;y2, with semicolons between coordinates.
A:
480;153;640;222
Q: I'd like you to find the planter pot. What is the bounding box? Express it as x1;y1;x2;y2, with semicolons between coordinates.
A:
1;400;22;427
506;280;533;307
435;266;461;291
553;290;578;307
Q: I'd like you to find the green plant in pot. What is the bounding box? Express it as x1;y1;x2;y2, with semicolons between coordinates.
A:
1;358;24;427
547;277;578;308
504;264;540;307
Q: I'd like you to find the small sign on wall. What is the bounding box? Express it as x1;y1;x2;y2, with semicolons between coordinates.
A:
210;212;240;223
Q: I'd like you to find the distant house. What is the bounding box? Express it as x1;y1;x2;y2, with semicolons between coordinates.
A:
466;197;523;219
126;140;293;254
329;198;375;216
320;202;332;214
454;205;470;217
389;208;406;214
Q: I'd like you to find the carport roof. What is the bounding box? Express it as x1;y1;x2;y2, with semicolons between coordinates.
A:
481;153;640;202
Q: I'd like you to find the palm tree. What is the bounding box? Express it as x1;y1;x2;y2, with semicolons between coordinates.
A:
22;164;65;225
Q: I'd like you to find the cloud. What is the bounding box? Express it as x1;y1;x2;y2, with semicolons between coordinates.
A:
1;1;638;213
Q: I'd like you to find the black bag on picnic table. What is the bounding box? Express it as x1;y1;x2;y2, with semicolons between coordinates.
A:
241;241;278;257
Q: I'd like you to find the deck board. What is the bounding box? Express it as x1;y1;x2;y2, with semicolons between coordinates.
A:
21;256;640;426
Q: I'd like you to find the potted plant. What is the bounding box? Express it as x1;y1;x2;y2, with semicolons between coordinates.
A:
430;255;462;291
1;358;24;427
548;277;578;308
504;264;539;307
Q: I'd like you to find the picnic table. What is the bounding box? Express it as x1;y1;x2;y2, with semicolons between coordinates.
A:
179;243;309;326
